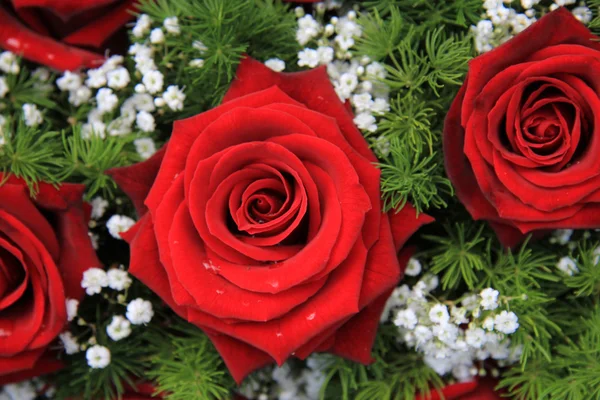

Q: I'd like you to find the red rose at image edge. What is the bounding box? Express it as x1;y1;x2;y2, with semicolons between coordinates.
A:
415;379;503;400
0;175;101;384
109;56;433;384
0;0;138;71
444;8;600;247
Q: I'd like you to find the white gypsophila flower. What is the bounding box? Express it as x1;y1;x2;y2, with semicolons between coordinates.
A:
521;0;540;8
101;55;124;72
134;137;157;160
22;104;43;127
96;88;118;112
81;121;107;139
86;345;111;369
351;93;374;114
142;70;164;94
68;86;92;106
89;232;99;250
494;311;519;334
353;112;377;132
432;323;459;345
374;135;390;157
131;93;156;112
413;325;433;347
461;294;479;310
265;58;286;72
1;382;38;400
336;16;362;38
0;52;19;74
572;6;593;24
371;98;390;115
56;71;81;91
126;298;154;325
136;111;155;132
162;85;186;111
189;58;205;68
465;327;486;348
66;298;79;322
556;256;578;276
298;48;320;68
135;83;147;93
337;72;358;96
164;16;181;35
480;288;500;310
193;40;208;53
317;46;334;65
551;229;574;245
394;308;418;329
451;306;468;324
81;267;108;295
106;214;135;239
366;61;387;81
132;14;152;38
334;34;355;51
0;77;8;98
429;304;450;324
85;68;107;88
150;28;165;44
106;315;132;341
107;268;132;291
482;316;495;331
404;257;422;277
296;14;320;45
106;117;131;137
106;67;130;90
32;67;50;81
59;332;80;355
90;197;109;219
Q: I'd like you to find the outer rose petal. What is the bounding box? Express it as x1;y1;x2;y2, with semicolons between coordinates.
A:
415;380;479;400
0;351;62;384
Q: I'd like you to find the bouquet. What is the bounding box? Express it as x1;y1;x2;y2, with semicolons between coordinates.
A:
0;0;599;399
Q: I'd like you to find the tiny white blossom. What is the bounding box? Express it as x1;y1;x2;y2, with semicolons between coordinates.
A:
106;67;130;90
142;70;164;94
59;332;80;354
134;137;157;160
96;88;118;112
86;68;107;88
106;315;132;341
265;58;285;72
366;62;387;80
132;14;152;38
317;46;334;64
465;327;486;348
480;288;500;310
572;6;593;24
451;306;468;324
131;93;156;112
334;34;355;50
81;121;106;139
482;316;495;331
163;17;180;35
556;256;578;276
154;97;166;108
135;83;147;93
189;58;205;68
372;98;390;115
413;325;433;346
404;257;422;277
57;71;82;91
126;298;154;325
136;111;156;132
32;67;51;81
90;197;109;219
296;15;320;45
429;304;450;324
353;113;377;132
66;298;79;322
68;86;92;106
136;55;157;75
462;294;479;310
0;77;8;98
0;52;19;74
433;323;459;345
494;311;519;334
337;72;358;96
81;268;108;295
552;228;575;244
298;48;320;68
162;85;186;111
351;93;374;114
192;40;208;53
107;268;132;291
394;309;418;330
22;104;43;127
86;345;111;369
106;214;136;239
150;28;165;44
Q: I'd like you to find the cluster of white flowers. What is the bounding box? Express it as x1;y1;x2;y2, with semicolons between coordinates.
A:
291;7;390;136
473;0;592;54
106;214;136;239
0;379;50;400
239;356;326;400
382;258;521;381
80;266;133;295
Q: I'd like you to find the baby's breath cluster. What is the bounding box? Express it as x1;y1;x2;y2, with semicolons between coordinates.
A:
281;5;391;134
383;258;521;381
472;0;592;54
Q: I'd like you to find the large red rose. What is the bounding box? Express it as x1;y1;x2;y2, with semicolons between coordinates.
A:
444;8;600;246
0;0;137;71
109;56;433;383
0;176;100;383
416;379;503;400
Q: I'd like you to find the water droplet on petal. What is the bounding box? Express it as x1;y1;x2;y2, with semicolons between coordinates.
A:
0;329;11;337
306;312;316;321
276;331;283;338
7;38;20;48
216;289;225;295
269;280;279;289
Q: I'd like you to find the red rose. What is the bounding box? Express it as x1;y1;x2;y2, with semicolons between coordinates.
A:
0;0;137;71
444;8;600;246
0;176;101;383
416;379;503;400
109;56;433;383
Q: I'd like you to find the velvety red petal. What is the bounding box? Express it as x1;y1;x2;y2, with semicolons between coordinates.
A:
11;0;118;19
388;204;434;252
0;350;62;383
415;380;479;400
107;146;166;217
